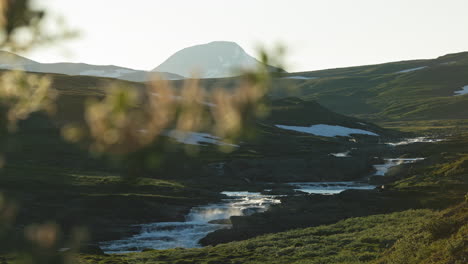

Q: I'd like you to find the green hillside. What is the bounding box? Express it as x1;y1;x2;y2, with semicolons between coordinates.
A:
76;135;468;264
0;70;400;246
1;53;467;264
158;51;468;126
269;52;468;123
78;203;467;264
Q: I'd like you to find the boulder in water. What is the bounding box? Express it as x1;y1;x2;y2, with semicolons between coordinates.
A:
208;219;232;225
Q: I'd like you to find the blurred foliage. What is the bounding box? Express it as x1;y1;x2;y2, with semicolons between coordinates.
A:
0;0;74;140
0;70;55;132
62;45;286;164
0;0;76;52
0;1;81;263
0;1;288;263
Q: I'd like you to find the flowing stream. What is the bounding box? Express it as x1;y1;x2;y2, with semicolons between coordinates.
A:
290;158;424;193
372;158;424;176
101;157;424;254
386;137;443;146
100;192;280;253
289;181;375;194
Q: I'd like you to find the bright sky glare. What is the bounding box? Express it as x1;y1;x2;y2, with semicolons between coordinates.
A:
26;0;468;72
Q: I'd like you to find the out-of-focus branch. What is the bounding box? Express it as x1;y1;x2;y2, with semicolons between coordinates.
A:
66;45;286;158
0;0;76;52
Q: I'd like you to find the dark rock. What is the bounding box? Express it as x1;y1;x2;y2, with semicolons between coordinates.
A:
208;219;232;225
241;207;264;215
261;187;304;195
200;189;422;246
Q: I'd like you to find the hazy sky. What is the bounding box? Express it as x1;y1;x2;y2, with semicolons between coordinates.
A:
26;0;468;72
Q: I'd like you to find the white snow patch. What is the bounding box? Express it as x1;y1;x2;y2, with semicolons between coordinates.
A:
79;69;135;78
168;131;238;147
275;124;379;137
454;85;468;96
395;66;427;73
330;151;351;158
386;137;444;146
281;76;317;80
441;61;456;65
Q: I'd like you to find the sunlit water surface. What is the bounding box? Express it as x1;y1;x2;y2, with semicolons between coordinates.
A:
101;156;425;253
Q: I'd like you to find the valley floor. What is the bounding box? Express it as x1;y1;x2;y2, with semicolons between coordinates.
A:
76;133;467;264
77;203;467;264
1;123;467;264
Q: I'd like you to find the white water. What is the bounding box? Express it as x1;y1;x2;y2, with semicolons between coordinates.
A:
100;192;280;254
292;157;424;194
289;181;374;194
372;158;424;176
100;157;424;253
386;137;444;146
454;85;468;96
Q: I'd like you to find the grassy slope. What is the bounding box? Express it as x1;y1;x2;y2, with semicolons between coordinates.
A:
2;53;468;263
0;162;224;242
164;51;468;129
47;51;468;127
197;135;468;246
75;135;468;263
79;209;437;264
0;70;402;246
77;204;466;264
268;52;468;124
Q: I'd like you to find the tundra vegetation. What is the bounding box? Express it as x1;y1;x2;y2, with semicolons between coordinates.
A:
0;1;466;264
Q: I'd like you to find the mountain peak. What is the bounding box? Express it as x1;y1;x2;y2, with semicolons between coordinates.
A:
0;50;38;66
205;40;241;46
152;41;281;78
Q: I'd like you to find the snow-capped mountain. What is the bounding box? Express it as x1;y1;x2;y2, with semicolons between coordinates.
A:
153;41;284;78
0;51;183;82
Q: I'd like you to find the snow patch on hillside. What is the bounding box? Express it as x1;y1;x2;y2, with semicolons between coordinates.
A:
80;69;135;78
330;151;351;157
281;76;317;80
275;124;379;137
454;85;468;96
395;66;427;73
168;131;238;147
441;61;457;65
